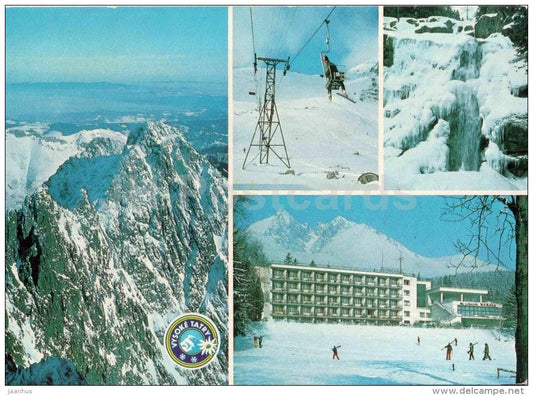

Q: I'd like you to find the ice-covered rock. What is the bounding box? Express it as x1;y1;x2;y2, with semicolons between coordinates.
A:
384;13;527;190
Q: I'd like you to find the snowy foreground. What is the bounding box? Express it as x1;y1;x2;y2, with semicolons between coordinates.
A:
234;322;516;385
233;67;378;191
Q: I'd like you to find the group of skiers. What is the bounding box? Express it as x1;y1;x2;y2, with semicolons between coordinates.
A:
253;335;493;362
442;338;492;361
467;342;492;361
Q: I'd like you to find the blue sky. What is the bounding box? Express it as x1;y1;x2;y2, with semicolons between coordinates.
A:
235;195;516;270
233;6;378;75
6;7;227;83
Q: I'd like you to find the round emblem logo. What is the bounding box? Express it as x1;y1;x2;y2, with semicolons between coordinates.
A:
164;313;220;369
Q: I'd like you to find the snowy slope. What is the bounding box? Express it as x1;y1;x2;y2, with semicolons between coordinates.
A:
6;121;127;210
384;16;527;191
246;209;498;278
233;66;378;190
234;321;516;385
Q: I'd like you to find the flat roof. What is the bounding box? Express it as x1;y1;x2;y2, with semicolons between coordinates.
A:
428;286;488;295
271;263;404;278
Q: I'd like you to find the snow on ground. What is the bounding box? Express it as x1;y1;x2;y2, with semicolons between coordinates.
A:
385;162;524;191
234;321;516;385
233;67;378;191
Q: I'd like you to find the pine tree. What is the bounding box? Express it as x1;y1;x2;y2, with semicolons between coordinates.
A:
284;252;293;265
233;197;267;336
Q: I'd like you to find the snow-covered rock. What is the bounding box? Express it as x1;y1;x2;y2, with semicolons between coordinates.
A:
5;121;228;385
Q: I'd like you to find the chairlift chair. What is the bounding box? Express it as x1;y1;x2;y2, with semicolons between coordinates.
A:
320;20;346;93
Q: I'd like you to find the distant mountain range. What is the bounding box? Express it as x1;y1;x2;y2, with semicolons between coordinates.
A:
246;209;501;278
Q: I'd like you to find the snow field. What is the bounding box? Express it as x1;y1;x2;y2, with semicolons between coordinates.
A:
234;321;516;385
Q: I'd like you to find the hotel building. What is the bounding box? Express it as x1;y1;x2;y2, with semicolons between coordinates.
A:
260;263;502;326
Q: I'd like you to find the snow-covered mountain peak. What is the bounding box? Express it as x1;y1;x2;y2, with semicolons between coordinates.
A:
316;216;354;236
272;208;297;226
348;62;378;77
126;121;185;147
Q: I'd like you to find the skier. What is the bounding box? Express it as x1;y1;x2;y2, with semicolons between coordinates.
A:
467;342;477;360
454;338;458;346
322;55;346;101
253;336;258;348
332;345;341;360
417;336;420;345
443;343;453;360
482;343;492;360
259;335;263;348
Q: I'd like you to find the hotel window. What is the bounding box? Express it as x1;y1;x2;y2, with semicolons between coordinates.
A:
404;300;410;307
341;297;351;305
316;296;325;305
404;311;410;317
404;290;410;296
316;307;325;315
302;307;311;315
458;305;501;317
274;281;284;290
273;306;284;314
330;308;338;315
404;279;410;286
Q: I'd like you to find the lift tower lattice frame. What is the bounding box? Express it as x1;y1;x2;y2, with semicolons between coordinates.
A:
242;57;291;169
